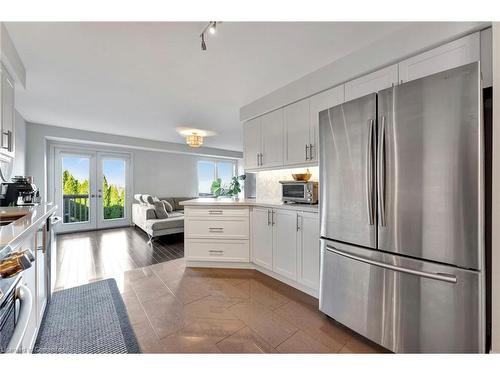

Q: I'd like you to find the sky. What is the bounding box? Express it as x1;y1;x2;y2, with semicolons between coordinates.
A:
62;157;126;187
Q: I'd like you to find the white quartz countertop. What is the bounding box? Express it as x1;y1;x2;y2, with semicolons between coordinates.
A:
180;198;319;213
0;203;58;258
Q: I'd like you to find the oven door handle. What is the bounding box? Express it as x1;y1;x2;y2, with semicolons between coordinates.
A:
8;284;33;353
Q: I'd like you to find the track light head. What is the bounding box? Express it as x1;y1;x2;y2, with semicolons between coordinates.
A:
201;33;207;51
209;22;216;34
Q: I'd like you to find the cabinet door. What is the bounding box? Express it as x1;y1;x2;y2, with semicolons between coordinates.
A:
251;207;273;270
260;109;283;168
399;32;479;83
309;85;344;162
272;209;298;280
1;65;15;156
298;212;320;291
243;117;261;169
35;224;47;322
345;64;398;101
284;98;310;165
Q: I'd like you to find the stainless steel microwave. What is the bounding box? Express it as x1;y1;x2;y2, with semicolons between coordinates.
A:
279;181;318;204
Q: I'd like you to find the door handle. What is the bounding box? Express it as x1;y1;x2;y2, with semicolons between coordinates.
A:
267;210;271;226
377;115;387;227
309;143;314;161
296;213;301;231
305;144;309;161
271;210;275;226
325;245;457;284
366;119;375;225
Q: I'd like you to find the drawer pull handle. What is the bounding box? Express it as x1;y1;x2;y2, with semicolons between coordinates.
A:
209;250;224;256
209;227;224;232
208;210;223;215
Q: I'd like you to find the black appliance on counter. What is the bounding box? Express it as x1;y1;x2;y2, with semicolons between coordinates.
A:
0;176;39;207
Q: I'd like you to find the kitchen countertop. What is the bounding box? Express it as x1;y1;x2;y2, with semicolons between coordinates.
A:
0;203;57;260
180;198;319;213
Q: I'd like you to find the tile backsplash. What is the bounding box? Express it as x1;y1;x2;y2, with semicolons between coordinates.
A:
255;167;319;201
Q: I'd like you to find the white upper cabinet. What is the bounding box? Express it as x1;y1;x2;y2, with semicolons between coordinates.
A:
399;32;480;83
309;85;344;162
260;108;284;168
345;64;398;101
272;209;298;280
1;64;15;158
243;117;261;170
284;98;311;165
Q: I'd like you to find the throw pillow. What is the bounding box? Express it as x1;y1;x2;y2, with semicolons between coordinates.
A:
161;200;173;212
153;200;169;219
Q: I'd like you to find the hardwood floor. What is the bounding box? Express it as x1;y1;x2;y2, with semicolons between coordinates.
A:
54;226;183;292
54;226;386;353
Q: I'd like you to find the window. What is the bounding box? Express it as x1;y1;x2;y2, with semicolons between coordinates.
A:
197;159;236;196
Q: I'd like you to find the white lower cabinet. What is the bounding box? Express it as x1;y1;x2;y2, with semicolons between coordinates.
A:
251;206;320;295
272;209;298;280
251;207;273;270
184;207;250;262
297;211;320;290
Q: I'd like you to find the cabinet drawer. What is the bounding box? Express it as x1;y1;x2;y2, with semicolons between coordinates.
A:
186;239;249;262
185;207;249;218
185;217;249;239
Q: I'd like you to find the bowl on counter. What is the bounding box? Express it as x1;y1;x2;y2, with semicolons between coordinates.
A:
292;169;312;181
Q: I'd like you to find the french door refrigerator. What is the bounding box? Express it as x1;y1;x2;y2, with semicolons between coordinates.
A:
318;62;484;353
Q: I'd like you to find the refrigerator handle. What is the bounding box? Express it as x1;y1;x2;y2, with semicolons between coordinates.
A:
325;245;457;284
366;119;375;225
377;115;387;226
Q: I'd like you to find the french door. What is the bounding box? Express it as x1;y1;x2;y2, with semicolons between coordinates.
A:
54;148;131;233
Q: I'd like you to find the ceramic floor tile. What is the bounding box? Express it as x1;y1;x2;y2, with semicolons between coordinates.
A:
205;278;251;300
122;291;149;325
182;296;242;321
132;320;163;353
131;271;172;303
141;293;187;338
241;279;291;310
228;301;298;347
162;276;212;304
216;326;276;353
276;330;336;353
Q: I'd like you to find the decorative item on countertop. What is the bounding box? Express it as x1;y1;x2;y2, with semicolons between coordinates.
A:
211;175;246;199
292;168;312;181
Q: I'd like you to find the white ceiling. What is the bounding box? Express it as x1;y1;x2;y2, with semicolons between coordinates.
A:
6;22;410;151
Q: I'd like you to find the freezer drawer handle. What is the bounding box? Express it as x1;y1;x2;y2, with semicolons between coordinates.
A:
325;245;457;284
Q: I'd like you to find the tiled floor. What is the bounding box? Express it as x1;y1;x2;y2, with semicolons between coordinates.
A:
121;259;387;353
56;228;386;353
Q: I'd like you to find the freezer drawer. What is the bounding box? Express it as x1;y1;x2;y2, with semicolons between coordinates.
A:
319;239;484;353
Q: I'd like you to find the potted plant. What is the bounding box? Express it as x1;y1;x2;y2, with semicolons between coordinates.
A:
210;175;246;200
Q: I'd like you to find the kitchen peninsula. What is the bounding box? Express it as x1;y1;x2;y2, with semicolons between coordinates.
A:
181;198;320;297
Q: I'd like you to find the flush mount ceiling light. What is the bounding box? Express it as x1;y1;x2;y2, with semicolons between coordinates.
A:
186;132;203;148
200;21;219;51
176;127;216;148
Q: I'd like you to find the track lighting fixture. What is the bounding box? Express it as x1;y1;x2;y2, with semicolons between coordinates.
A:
200;21;219;51
201;33;207;51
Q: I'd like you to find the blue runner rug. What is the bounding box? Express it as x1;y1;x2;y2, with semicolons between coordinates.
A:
34;279;140;354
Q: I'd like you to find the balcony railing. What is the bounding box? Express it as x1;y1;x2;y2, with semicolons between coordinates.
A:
63;194;89;223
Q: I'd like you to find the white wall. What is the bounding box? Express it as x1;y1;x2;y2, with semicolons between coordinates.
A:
241;22;488;121
491;22;500;354
26;122;242;202
12;110;26;177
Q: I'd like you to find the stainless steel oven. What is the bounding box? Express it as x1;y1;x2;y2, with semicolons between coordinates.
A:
279;180;318;204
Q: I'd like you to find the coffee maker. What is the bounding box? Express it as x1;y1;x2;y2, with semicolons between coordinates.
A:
0;176;40;206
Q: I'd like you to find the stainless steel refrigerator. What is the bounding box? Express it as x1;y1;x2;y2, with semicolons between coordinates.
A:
318;62;485;353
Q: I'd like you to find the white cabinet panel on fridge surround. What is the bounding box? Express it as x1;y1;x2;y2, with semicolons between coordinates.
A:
309;85;344;162
297;211;320;290
344;64;399;102
398;33;480;83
